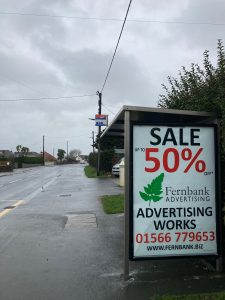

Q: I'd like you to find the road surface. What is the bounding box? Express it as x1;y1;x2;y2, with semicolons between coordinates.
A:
0;165;124;300
1;165;225;300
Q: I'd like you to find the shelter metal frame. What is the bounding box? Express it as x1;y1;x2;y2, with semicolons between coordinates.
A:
100;105;223;280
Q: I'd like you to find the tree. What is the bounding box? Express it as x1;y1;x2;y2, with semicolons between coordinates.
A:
16;145;22;152
16;145;30;155
96;135;123;151
158;40;225;160
69;149;81;159
88;149;115;172
21;147;29;155
57;149;66;161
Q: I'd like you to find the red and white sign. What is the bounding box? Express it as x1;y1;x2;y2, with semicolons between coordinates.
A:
132;125;217;258
95;114;108;126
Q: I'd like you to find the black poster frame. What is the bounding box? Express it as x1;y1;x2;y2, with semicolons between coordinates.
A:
129;123;222;261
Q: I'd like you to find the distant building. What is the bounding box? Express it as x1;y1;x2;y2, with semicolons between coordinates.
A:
14;151;40;158
43;152;57;162
41;152;57;166
0;150;14;158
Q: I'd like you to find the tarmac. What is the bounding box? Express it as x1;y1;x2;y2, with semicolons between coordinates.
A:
0;165;225;300
85;176;225;299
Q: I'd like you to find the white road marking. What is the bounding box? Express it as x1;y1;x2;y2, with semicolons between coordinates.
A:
24;176;58;202
8;179;22;184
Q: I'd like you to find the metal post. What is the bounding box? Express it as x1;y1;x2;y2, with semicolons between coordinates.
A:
67;141;69;160
97;140;101;175
92;131;95;153
124;110;130;280
42;135;45;166
97;91;102;176
216;120;224;272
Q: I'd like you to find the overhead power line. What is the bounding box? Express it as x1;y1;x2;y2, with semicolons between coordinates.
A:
46;134;86;139
0;11;225;26
100;0;133;92
102;103;115;115
0;94;96;102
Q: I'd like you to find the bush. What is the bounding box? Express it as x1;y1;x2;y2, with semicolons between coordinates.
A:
14;156;43;164
88;152;97;168
88;149;114;172
159;40;225;161
100;149;114;172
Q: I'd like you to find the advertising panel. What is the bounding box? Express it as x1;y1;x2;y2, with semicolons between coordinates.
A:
132;125;218;259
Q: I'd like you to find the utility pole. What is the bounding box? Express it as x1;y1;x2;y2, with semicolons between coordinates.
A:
92;131;95;153
42;135;45;166
67;141;69;160
96;91;102;176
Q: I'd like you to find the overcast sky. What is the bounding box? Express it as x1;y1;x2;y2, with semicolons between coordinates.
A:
0;0;224;155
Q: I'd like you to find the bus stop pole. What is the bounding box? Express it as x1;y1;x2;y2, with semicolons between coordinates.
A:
124;110;130;280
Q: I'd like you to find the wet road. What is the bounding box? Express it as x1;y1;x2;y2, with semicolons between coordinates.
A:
0;165;124;300
1;165;225;300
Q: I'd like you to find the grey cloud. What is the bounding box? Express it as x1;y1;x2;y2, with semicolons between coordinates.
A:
0;0;224;154
168;0;225;49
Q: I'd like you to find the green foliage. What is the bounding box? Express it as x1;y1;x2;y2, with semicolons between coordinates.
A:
14;156;42;164
16;145;22;152
84;166;97;178
153;292;225;300
21;157;42;164
139;173;164;204
88;149;115;172
88;152;97;168
100;149;115;172
0;157;10;161
57;149;66;161
158;40;225;160
84;166;110;178
101;194;124;214
21;147;29;154
16;145;29;154
99;136;124;150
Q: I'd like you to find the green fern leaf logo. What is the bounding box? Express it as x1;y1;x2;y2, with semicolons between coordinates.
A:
139;173;164;205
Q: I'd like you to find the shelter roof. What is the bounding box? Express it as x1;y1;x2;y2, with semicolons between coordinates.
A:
100;105;217;139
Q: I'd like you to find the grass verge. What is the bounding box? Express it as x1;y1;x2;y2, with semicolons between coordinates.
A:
84;166;110;178
84;166;97;178
101;194;124;214
153;292;225;300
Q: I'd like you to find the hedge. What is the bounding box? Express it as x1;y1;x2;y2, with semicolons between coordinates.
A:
88;149;114;172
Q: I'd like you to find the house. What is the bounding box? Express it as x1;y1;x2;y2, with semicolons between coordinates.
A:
42;152;57;166
14;151;40;158
0;150;14;158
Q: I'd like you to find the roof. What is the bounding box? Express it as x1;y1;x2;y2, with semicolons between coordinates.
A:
14;151;40;158
0;150;13;157
43;152;57;161
100;105;217;139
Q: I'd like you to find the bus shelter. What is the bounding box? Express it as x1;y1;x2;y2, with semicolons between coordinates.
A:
100;105;223;280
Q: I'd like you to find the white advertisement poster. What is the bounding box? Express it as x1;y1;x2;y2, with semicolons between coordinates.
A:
133;125;217;258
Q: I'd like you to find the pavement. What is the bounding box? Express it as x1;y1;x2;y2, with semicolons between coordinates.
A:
0;165;225;300
0;171;13;177
0;167;34;177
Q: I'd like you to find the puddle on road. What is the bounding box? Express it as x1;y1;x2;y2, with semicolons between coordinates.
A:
3;206;15;209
